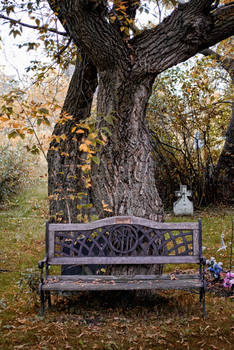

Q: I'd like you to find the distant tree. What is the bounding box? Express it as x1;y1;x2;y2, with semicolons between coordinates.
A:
202;43;234;202
147;57;231;207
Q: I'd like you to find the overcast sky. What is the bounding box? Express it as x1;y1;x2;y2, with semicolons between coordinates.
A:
0;26;48;82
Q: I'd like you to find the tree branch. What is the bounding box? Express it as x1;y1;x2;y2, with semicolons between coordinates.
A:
0;14;68;36
199;4;234;49
130;1;234;78
55;38;72;62
47;0;131;72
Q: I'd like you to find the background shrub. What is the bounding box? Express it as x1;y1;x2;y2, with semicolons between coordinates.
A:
147;60;231;208
0;144;32;204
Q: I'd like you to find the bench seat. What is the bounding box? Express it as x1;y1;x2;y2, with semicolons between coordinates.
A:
42;274;203;292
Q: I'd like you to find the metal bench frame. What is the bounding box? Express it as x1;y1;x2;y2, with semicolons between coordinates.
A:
38;216;206;317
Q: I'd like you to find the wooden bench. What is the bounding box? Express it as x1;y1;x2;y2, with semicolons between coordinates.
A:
38;216;206;317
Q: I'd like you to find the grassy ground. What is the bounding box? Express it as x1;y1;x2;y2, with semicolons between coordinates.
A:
0;177;233;349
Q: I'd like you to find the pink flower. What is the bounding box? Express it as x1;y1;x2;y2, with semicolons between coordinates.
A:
223;271;234;289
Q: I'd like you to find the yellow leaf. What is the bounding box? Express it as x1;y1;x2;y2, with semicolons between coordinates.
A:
89;132;98;139
83;215;89;223
76;129;85;134
101;200;113;212
81;164;91;172
0;116;9;122
77;214;83;222
104;208;113;212
79;143;89;152
85;181;91;189
60;134;67;141
84;138;92;145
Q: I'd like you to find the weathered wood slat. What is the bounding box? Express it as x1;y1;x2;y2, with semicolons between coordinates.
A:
48;274;201;281
48;230;55;259
42;278;203;292
48;256;200;265
193;229;199;256
49;216;199;232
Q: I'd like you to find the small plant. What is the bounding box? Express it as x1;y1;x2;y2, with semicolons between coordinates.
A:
17;268;40;306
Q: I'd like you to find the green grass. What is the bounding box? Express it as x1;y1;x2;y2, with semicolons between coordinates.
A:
0;177;233;350
0;178;47;296
164;207;234;273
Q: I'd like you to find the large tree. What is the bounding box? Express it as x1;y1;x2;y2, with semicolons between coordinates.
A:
46;0;233;221
1;0;234;222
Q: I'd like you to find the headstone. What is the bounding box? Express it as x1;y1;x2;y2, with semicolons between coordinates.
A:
173;185;194;216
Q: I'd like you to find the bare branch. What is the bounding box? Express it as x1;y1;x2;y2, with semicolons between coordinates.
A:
55;38;72;62
0;14;68;36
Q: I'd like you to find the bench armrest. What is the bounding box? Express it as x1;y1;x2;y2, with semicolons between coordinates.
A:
38;257;47;269
38;257;48;283
199;257;206;286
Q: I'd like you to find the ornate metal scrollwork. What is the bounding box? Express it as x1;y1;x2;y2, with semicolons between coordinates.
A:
54;224;194;257
108;225;138;254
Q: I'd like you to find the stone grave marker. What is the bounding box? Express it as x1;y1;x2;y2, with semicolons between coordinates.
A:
173;185;194;216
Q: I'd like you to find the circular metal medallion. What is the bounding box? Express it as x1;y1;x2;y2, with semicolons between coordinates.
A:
109;225;138;254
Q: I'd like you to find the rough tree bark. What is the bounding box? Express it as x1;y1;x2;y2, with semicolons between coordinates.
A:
92;73;164;220
47;53;97;223
46;0;234;221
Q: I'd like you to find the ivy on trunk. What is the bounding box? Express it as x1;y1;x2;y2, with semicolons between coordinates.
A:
47;52;97;223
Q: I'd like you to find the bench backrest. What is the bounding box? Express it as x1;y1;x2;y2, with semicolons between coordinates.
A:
45;216;202;265
46;216;202;265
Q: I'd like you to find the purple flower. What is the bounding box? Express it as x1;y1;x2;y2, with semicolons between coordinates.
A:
223;271;234;289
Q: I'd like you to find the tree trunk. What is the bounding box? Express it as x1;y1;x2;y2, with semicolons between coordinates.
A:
91;71;164;275
47;53;97;223
215;101;234;202
92;72;164;221
215;66;234;202
202;48;234;202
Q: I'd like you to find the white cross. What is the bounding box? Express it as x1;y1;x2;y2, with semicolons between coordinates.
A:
175;185;192;199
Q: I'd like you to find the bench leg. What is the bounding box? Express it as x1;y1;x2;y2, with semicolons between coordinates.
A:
202;290;206;319
200;288;206;319
46;291;51;308
40;290;45;316
199;288;203;302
